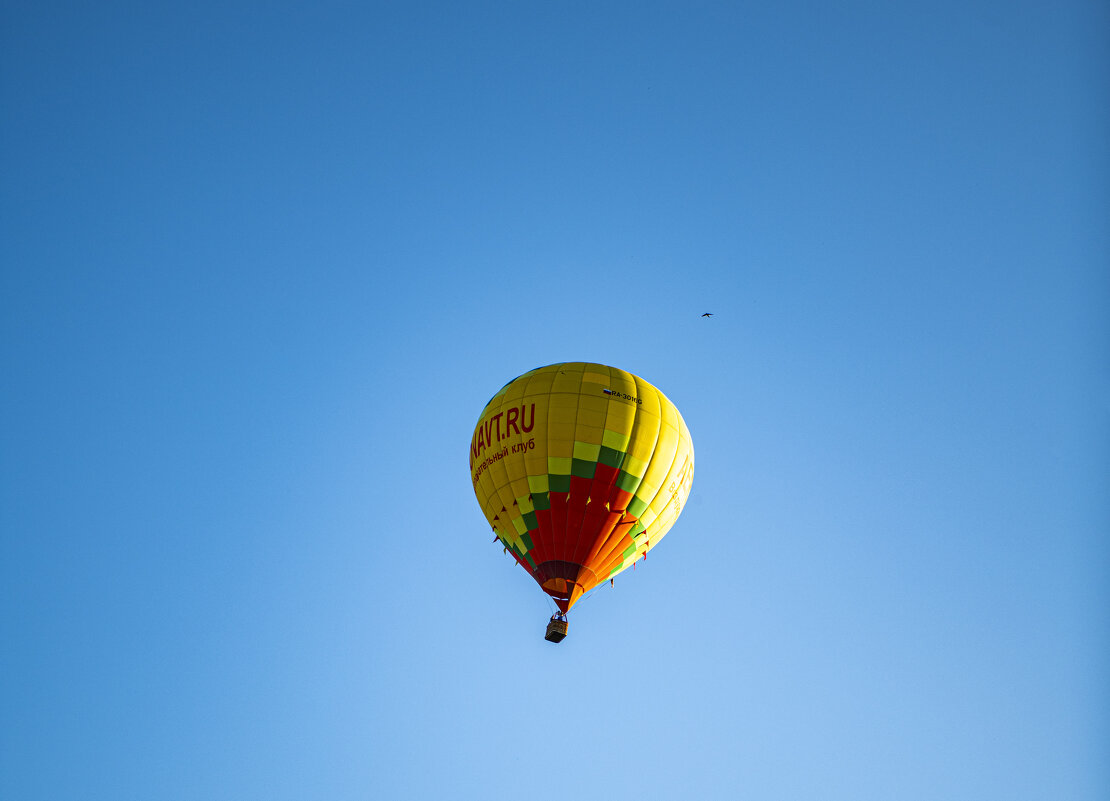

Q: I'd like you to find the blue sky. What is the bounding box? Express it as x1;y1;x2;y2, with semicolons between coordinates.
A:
2;2;1107;799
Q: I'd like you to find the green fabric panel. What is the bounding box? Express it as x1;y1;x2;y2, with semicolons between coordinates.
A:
525;552;537;570
629;521;646;536
571;458;597;479
598;445;625;469
622;543;637;559
616;470;640;492
627;496;648;517
522;511;538;531
602;429;631;451
520;531;534;552
548;474;571;493
531;492;551;511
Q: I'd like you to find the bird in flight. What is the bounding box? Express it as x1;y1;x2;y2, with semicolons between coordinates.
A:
701;312;713;318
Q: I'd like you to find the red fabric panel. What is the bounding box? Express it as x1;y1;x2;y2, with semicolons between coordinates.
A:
548;492;568;562
529;508;555;566
571;502;610;564
583;511;626;567
607;487;633;512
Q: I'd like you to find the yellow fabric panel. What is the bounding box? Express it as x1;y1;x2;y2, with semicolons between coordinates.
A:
548;456;572;475
634;372;663;419
547;440;574;460
636;427;678;499
517;382;545;406
546;391;578;459
550;366;583;394
642;395;694;544
605;365;637;393
500;376;527;404
629;371;678;490
504;430;530;493
602;404;637;442
547;422;577;443
547;394;580;417
483;389;507;411
505;531;524;552
510;480;533;509
523;429;548;481
627;408;661;464
579;377;608;399
648;421;694;544
470;366;551;537
485;394;522;519
474;458;500;520
575;426;605;449
573;441;601;461
492;484;521;540
576;390;606;411
575;404;607;430
621;453;647;477
520;370;549;482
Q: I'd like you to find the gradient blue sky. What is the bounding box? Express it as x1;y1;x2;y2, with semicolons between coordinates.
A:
2;2;1107;799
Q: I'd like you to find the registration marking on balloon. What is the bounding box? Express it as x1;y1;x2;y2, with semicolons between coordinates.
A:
469;362;694;613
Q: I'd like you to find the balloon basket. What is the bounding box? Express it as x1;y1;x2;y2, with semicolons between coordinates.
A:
544;616;568;643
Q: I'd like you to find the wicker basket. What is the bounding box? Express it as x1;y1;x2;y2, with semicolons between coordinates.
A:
544;618;568;643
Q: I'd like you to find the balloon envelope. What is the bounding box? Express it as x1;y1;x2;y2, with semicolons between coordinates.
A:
469;362;694;612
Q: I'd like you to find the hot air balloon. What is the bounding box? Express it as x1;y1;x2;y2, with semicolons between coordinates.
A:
469;362;694;641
